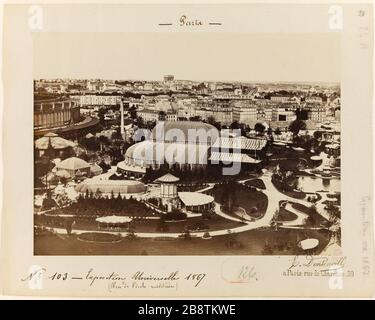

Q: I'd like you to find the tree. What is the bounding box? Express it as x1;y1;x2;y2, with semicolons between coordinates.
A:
97;135;110;146
230;121;240;130
207;115;216;125
296;108;308;120
288;119;306;136
136;116;144;128
254;122;266;135
111;128;122;141
126;229;137;240
41;190;58;210
189;116;201;122
180;229;192;240
65;219;74;236
158;111;166;121
262;241;273;254
212;121;222;131
129;106;137;119
267;126;273;136
274;127;282;135
56;190;72;208
98;108;107;126
225;229;242;249
313;131;323;141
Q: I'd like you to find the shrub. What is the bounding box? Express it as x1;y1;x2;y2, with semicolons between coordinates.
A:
179;230;192;240
125;230;137;240
164;209;187;221
188;222;209;231
202;232;211;239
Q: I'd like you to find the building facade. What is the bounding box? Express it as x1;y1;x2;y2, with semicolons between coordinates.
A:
232;105;257;124
34;98;81;131
71;94;121;107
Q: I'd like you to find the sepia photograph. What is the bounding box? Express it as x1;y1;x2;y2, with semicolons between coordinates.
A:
32;32;341;256
2;1;375;299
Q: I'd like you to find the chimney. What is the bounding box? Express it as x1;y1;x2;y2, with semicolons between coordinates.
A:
120;99;125;135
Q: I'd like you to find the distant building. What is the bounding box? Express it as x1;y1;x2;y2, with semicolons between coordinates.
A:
260;106;296;122
211;107;233;125
143;83;154;91
137;109;160;122
210;136;267;171
263;106;273;121
71;94;121;107
334;109;340;121
163;75;174;82
234;88;243;96
232;104;257;124
117;121;218;177
86;80;104;92
208;83;217;92
270;96;293;103
275;108;296;122
306;95;323;104
165;111;178;121
34;98;81;133
308;107;326;123
137;109;177;122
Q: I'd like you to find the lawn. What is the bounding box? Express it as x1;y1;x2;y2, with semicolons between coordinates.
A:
78;232;122;243
34;227;332;255
267;147;314;168
276;207;298;222
35;213;244;234
291;203;331;227
131;215;244;233
244;178;266;190
271;177;306;200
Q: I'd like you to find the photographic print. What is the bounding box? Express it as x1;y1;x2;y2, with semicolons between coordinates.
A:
33;32;342;256
2;2;374;298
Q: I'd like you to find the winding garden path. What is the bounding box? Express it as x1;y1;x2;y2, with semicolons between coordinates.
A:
47;172;330;239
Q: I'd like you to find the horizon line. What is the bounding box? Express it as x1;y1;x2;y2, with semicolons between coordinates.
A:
34;78;341;85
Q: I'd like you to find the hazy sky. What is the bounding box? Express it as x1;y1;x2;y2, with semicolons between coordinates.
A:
33;32;340;83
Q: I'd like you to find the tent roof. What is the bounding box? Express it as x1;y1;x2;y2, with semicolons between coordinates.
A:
55;169;71;178
75;179;146;194
209;151;261;164
90;163;103;174
117;162;146;174
212;136;267;151
125;140;210;165
56;157;90;171
178;192;214;207
152;121;218;143
155;173;180;183
35;133;76;150
85;133;95;139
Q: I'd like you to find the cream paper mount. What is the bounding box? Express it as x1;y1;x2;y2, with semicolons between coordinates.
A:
0;1;374;298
